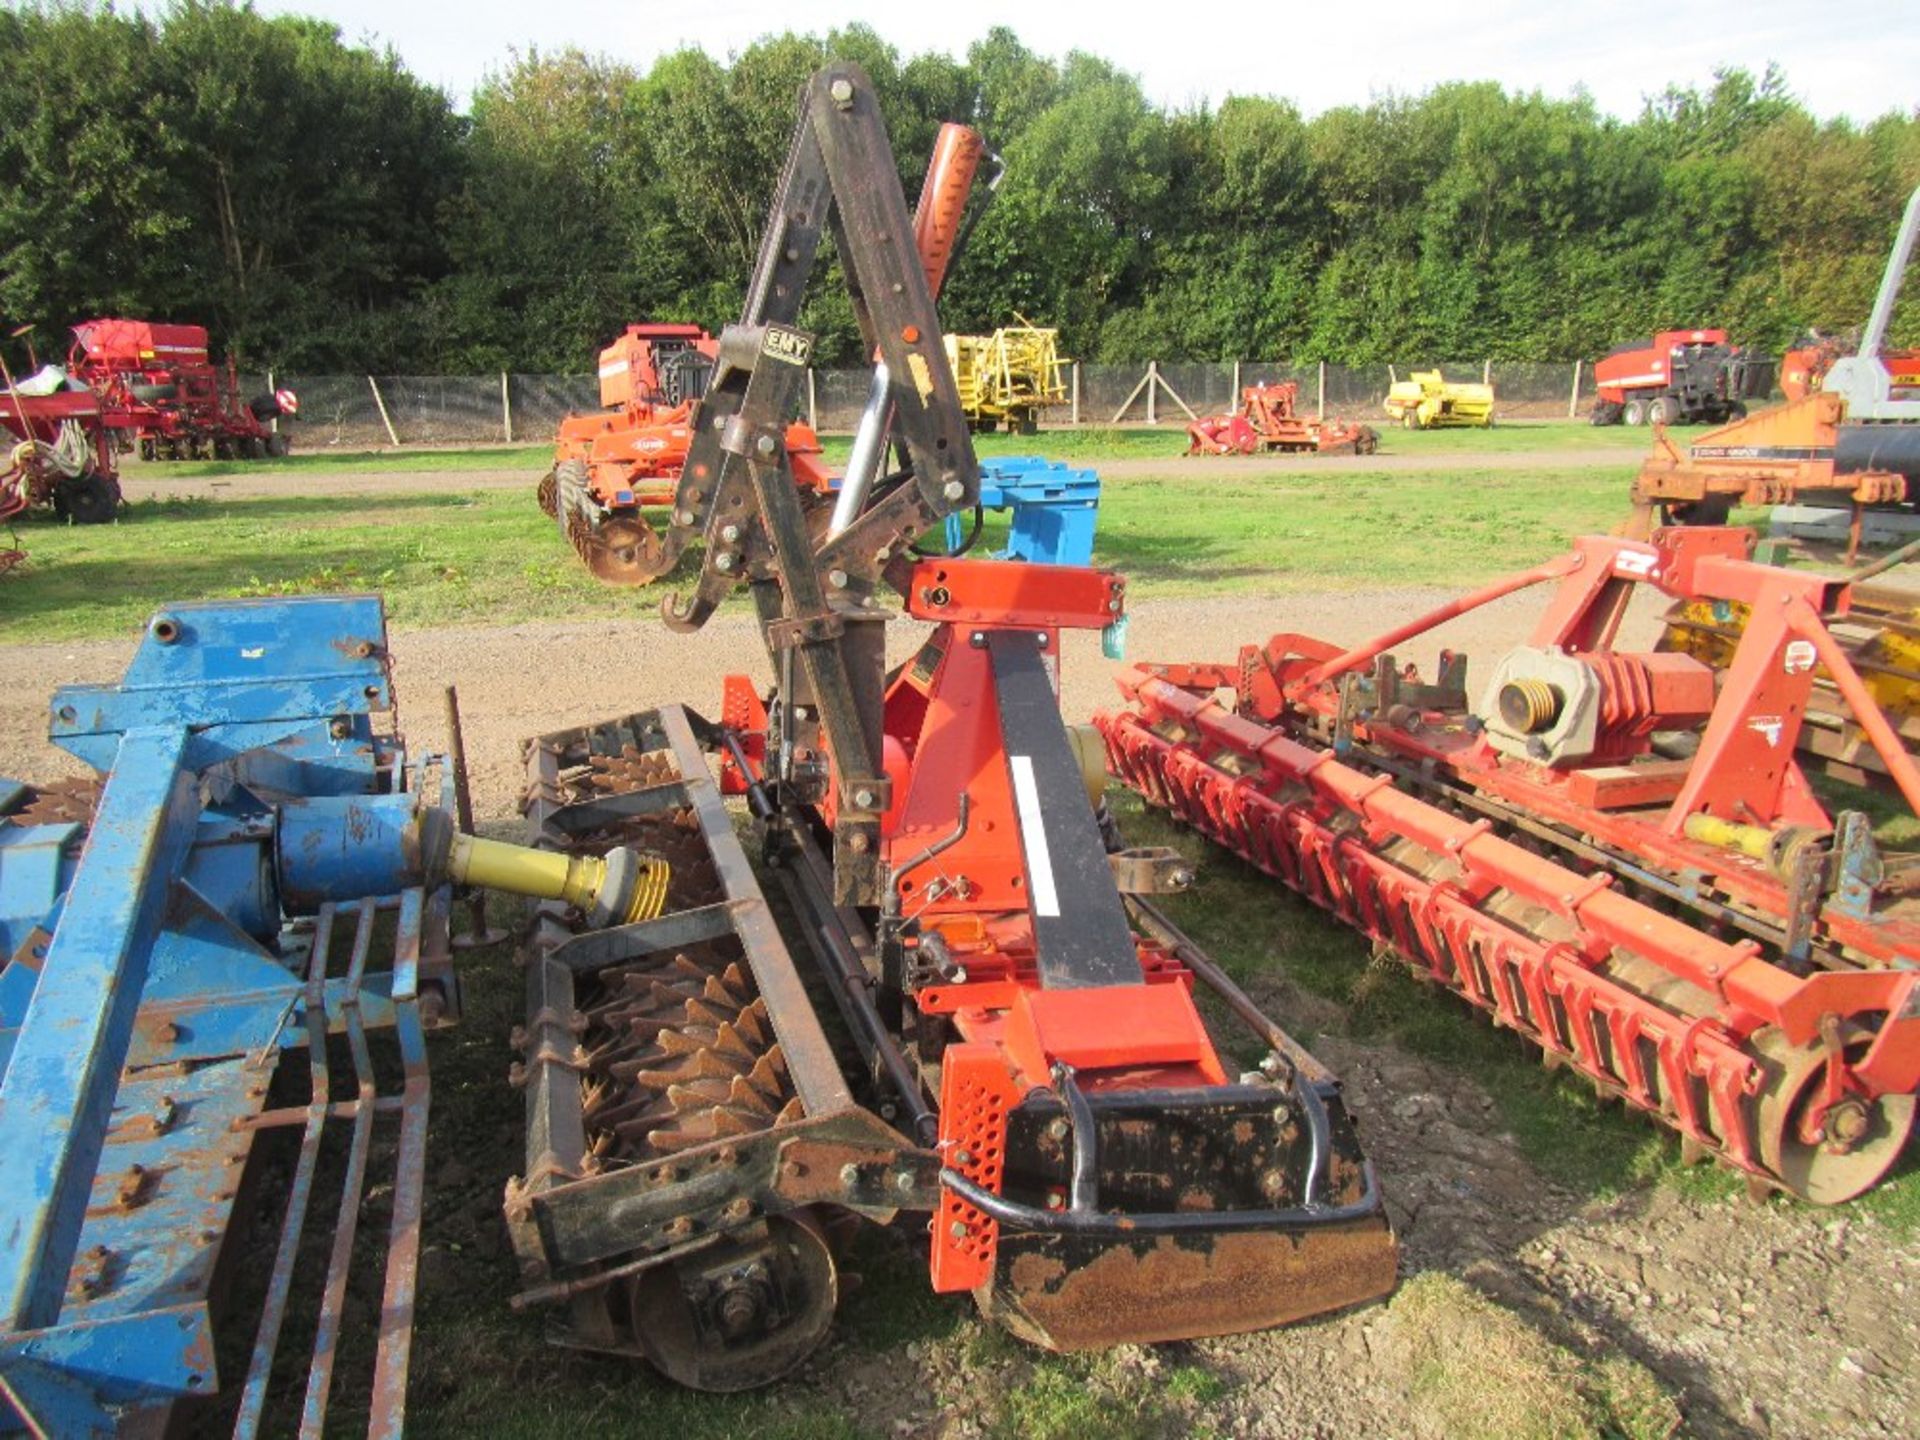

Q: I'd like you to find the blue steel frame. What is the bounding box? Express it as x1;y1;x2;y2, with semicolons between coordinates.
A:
943;456;1101;567
0;597;453;1437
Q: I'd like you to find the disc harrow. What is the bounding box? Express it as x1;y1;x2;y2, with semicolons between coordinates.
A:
1097;528;1920;1204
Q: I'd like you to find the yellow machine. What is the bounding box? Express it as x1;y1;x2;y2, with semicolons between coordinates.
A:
943;320;1067;433
1385;369;1496;429
1660;574;1920;790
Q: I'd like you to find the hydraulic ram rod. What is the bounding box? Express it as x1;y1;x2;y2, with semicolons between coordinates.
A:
829;123;984;538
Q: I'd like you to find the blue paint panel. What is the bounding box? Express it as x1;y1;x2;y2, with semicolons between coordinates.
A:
945;455;1101;567
59;1058;273;1323
0;822;77;959
0;596;447;1433
1;1302;217;1405
0;726;200;1330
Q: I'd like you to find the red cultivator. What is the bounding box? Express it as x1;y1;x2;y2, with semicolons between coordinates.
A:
1097;527;1919;1203
1187;382;1379;456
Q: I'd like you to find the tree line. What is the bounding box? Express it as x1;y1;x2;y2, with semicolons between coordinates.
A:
3;2;1915;374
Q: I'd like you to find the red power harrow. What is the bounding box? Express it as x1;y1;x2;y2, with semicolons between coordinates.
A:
1187;381;1379;456
502;66;1396;1391
1097;527;1919;1203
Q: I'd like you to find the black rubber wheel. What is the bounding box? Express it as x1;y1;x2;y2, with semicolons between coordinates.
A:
1648;396;1678;426
1622;398;1648;426
53;472;121;525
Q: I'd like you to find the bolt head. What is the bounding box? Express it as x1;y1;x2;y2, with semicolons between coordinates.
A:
1046;1118;1070;1141
948;1219;968;1239
828;568;849;588
942;479;965;501
721;523;741;543
755;434;777;456
853;787;876;808
715;553;736;572
829;77;854;103
840;1163;861;1187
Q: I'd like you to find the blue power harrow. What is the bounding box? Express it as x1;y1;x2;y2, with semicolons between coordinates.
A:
0;597;465;1436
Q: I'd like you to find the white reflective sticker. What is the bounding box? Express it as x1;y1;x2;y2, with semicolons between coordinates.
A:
1009;755;1060;918
1783;640;1817;675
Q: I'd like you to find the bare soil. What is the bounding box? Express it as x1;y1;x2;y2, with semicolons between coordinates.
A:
5;590;1909;1440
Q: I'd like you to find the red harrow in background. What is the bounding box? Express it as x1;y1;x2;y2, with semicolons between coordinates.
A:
1097;527;1919;1203
1187;381;1379;456
67;317;295;461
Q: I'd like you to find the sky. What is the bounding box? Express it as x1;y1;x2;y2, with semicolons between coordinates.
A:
244;0;1920;122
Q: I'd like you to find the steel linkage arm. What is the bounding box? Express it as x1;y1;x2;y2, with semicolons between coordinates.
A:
650;63;984;906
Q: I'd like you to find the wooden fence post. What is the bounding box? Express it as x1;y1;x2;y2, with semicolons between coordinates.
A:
1070;361;1080;427
501;371;513;443
368;376;400;447
1568;359;1583;419
1317;361;1326;420
807;368;818;431
1146;361;1158;426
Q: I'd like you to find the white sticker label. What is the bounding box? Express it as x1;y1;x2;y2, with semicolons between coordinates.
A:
1613;548;1658;578
1783;640;1817;675
1748;715;1784;747
241;647;265;659
1008;755;1060;918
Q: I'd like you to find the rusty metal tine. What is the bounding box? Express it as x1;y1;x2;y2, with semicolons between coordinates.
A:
369;891;430;1440
234;904;338;1439
298;898;380;1439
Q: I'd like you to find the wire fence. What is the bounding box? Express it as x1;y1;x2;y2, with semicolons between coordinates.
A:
266;360;1608;448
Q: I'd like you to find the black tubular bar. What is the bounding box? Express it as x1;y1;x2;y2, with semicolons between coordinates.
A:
938;1156;1381;1238
1051;1064;1101;1214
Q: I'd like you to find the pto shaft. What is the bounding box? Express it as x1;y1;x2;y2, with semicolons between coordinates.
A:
444;829;669;927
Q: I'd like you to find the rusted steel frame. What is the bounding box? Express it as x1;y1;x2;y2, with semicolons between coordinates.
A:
525;1110;936;1273
298;898;379;1439
233;903;337;1438
368;885;429;1440
655;704;851;1115
1297;553;1579;690
518;735;591;1201
1104;715;1766;1169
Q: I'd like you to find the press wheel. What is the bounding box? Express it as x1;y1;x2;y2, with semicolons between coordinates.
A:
1752;1024;1915;1204
624;1210;838;1392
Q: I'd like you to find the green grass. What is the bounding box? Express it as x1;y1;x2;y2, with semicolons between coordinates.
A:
5;460;1637;642
1388;1273;1682;1440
